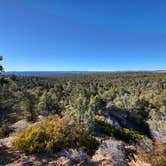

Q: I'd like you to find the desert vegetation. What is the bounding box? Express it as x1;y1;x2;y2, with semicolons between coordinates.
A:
0;68;166;165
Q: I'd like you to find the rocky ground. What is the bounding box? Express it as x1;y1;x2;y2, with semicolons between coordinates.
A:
0;134;151;166
0;116;164;166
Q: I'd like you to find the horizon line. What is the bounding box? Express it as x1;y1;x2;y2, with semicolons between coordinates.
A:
3;70;166;72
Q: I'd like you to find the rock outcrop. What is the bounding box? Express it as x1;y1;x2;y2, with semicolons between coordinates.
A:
91;139;128;166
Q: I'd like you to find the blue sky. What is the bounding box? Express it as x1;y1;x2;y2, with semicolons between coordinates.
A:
0;0;165;71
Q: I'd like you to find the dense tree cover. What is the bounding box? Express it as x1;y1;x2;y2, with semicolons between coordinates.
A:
1;71;166;165
1;61;166;164
0;72;166;133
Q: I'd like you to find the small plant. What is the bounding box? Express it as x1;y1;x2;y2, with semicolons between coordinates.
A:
13;116;98;154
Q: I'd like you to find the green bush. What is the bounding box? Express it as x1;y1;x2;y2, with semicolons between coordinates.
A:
95;116;144;143
95;115;116;136
13;116;98;153
119;128;144;142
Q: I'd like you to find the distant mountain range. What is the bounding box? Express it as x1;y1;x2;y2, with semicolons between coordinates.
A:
2;70;166;76
2;71;90;76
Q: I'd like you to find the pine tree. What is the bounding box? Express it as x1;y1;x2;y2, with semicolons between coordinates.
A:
20;90;37;121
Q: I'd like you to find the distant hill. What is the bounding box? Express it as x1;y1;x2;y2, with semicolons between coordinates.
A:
156;70;166;73
2;71;90;76
2;70;166;76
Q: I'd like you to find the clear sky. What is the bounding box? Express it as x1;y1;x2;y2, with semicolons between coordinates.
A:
0;0;165;71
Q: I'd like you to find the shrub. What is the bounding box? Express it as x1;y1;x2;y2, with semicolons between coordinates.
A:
95;116;144;143
141;141;166;166
13;116;98;154
153;155;166;166
95;115;116;136
119;128;144;142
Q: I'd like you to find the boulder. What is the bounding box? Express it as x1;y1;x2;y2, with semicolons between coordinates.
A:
11;119;31;135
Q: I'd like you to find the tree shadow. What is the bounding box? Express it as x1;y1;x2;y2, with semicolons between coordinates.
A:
0;144;51;165
0;144;20;165
108;105;153;139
